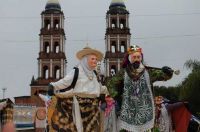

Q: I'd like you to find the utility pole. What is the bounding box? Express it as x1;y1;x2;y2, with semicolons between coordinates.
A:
2;88;7;99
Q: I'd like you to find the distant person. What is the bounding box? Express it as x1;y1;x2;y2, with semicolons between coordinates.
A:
106;45;174;131
1;100;15;132
48;46;108;132
154;96;191;132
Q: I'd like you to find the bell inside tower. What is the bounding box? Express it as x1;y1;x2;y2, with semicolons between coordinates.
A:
120;41;126;53
54;19;59;29
111;19;117;28
42;66;49;79
120;19;126;29
111;41;117;53
44;19;51;30
54;41;60;53
44;42;50;53
54;66;60;79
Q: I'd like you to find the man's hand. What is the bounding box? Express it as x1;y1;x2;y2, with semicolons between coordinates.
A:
162;66;173;76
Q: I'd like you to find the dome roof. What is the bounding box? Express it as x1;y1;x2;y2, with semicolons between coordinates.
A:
108;0;128;14
45;0;61;11
109;0;126;8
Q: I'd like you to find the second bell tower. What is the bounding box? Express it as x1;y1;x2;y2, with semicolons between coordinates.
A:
105;0;131;77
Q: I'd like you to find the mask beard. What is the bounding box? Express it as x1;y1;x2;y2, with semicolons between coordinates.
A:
132;61;140;69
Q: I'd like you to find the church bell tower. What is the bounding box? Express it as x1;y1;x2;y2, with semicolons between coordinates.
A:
30;0;66;106
104;0;131;77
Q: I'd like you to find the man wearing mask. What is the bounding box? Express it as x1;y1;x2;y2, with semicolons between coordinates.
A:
106;45;174;132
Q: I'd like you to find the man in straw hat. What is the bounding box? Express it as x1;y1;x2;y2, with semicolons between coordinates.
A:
106;45;175;132
47;46;108;132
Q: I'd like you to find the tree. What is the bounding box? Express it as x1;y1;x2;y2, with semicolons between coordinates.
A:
180;59;200;115
154;86;180;102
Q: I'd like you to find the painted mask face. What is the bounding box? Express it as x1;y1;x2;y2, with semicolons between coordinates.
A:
129;52;142;63
129;52;142;69
87;54;98;70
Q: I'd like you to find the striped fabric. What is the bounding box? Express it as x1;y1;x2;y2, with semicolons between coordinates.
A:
2;107;13;125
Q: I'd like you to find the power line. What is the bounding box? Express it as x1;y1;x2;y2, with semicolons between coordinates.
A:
132;12;200;16
0;16;39;19
133;34;200;39
0;39;104;43
1;33;200;44
0;12;200;20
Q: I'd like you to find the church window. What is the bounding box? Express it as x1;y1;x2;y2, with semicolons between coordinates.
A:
111;41;116;53
120;19;126;29
43;66;49;79
54;19;59;29
54;66;60;79
44;42;50;53
120;41;126;53
110;65;116;76
44;19;50;30
111;19;117;28
54;42;60;53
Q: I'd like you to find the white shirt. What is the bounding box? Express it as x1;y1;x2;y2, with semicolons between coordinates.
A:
51;65;108;97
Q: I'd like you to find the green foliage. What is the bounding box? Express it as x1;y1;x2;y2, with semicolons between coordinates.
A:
184;59;200;71
105;69;124;98
180;62;200;113
154;86;180;102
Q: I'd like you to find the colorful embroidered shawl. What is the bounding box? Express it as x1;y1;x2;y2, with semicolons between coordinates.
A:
118;70;155;131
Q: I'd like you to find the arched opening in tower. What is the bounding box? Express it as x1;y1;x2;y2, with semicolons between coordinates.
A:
43;66;49;79
120;41;126;53
111;41;116;53
44;42;50;53
44;19;51;30
111;65;117;76
54;19;59;29
54;41;60;53
54;66;60;79
111;19;117;28
120;19;126;29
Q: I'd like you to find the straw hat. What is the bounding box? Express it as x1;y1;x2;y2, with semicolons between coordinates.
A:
76;46;103;61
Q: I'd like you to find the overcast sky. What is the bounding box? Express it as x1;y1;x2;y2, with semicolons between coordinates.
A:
0;0;200;99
